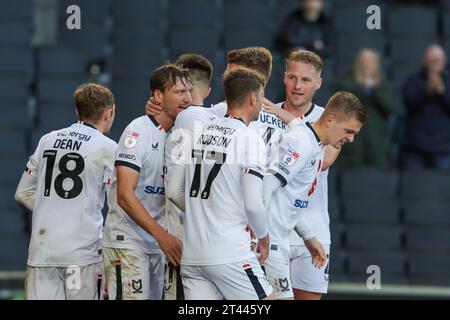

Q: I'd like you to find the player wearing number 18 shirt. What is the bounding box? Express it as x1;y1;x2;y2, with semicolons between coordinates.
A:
15;83;117;300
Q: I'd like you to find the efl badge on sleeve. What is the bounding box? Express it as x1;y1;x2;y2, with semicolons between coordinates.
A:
124;131;139;148
282;148;300;167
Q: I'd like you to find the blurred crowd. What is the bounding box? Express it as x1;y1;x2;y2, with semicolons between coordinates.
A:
274;0;450;170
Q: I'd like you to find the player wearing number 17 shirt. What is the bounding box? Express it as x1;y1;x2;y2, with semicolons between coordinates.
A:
15;83;117;300
168;68;274;300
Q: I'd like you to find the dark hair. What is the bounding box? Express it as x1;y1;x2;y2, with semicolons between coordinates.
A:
149;63;191;94
73;83;114;122
324;91;367;124
176;53;213;87
222;68;266;106
286;50;323;74
227;47;273;81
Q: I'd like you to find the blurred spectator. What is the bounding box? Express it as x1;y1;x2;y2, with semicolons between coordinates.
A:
335;48;398;169
401;44;450;170
274;0;332;58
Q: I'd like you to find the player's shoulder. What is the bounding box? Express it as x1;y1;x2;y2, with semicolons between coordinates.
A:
306;103;325;121
212;101;227;117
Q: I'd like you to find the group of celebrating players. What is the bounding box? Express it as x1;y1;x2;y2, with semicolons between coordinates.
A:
15;46;367;300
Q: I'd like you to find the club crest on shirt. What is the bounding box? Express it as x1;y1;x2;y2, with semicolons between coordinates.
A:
124;131;139;148
281;148;300;167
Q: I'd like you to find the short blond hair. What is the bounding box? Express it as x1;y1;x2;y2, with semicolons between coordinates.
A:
73;83;114;122
227;47;273;81
286;50;323;74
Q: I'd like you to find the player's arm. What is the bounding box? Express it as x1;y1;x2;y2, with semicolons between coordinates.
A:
322;144;341;171
242;171;270;265
293;217;327;268
116;165;182;265
166;162;186;212
15;169;37;211
262;97;297;124
15;140;42;211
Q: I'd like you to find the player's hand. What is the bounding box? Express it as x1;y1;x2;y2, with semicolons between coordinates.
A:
256;234;270;265
262;97;296;124
145;97;162;116
158;231;183;266
246;224;257;251
304;237;327;268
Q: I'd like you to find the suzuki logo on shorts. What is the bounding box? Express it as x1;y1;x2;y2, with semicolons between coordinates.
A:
294;199;309;208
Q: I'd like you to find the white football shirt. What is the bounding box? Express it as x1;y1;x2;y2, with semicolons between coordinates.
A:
182;116;266;265
25;122;116;267
103;115;168;254
266;121;325;261
165;105;217;240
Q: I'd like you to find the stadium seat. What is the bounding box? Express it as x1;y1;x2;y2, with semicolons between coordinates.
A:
224;30;273;52
343;198;400;224
0;185;21;211
58;24;111;57
405;227;450;253
334;7;385;34
0;76;29;102
114;0;167;25
115;26;166;53
0;48;32;77
328;194;341;223
391;64;417;90
0;101;29;130
0;21;31;46
58;0;111;24
113;50;168;80
390;35;438;65
409;253;450;286
0;129;26;157
274;0;300;22
0;156;28;185
0;0;32;20
169;28;220;57
38;77;84;105
40;48;87;77
224;0;275;31
336;34;386;64
403;200;450;227
39;104;78;132
347;250;408;284
169;0;222;29
401;170;450;201
345;224;403;251
388;6;437;37
340;168;399;199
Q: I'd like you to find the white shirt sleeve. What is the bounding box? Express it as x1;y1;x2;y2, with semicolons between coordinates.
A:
242;172;268;240
115;122;148;172
267;132;312;186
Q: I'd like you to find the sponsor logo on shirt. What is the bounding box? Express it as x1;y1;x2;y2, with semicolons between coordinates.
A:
281;148;300;167
144;185;165;195
124;132;139;148
118;153;136;161
293;199;309;208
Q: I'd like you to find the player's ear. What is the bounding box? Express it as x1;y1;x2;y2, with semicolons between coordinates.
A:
325;114;335;127
203;86;212;100
316;77;322;90
250;92;257;106
74;107;79;118
153;89;163;104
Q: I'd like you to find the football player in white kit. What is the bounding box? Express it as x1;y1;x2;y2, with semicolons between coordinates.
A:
263;91;367;300
163;53;214;300
102;64;191;300
262;50;343;300
167;68;274;300
15;83;117;299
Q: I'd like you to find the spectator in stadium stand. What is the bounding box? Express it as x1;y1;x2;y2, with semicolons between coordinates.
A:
401;44;450;170
273;0;332;59
334;48;397;169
